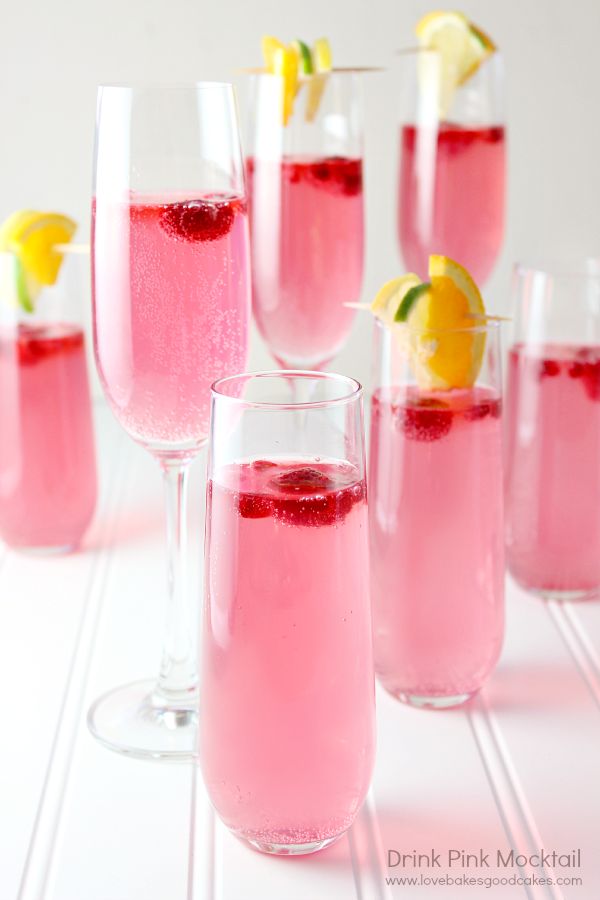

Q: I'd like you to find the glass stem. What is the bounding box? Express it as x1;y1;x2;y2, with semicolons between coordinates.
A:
156;461;197;704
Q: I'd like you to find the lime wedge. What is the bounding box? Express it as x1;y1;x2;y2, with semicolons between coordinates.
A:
292;39;314;74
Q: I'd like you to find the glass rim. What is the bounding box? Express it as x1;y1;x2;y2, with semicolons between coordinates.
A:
211;370;363;410
514;258;600;280
97;81;234;92
374;318;502;337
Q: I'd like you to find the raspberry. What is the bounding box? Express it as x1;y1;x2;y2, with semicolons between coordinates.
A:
539;359;560;378
269;467;335;494
159;197;241;243
399;399;453;442
237;493;273;519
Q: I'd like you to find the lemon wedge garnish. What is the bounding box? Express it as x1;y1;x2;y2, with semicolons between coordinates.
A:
0;210;77;312
306;37;332;122
273;46;299;126
261;35;286;71
395;255;486;389
415;11;496;116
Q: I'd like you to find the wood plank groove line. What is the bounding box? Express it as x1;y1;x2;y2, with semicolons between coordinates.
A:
467;696;564;900
16;441;131;900
546;601;600;712
188;769;218;900
348;794;393;900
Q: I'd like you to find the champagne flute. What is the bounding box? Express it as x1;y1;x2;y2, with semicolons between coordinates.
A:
90;83;250;760
397;49;506;285
247;71;364;371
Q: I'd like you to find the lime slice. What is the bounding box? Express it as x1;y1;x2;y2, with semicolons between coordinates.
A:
400;255;487;389
0;209;77;312
395;282;431;322
370;274;422;325
415;11;496;116
292;39;314;74
306;37;333;122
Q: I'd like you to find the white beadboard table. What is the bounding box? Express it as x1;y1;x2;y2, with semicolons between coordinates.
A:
1;404;599;900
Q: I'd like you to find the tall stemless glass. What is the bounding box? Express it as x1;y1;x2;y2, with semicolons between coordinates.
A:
369;320;504;707
397;50;506;284
0;247;97;552
505;262;600;601
247;72;364;369
90;83;250;759
201;371;375;854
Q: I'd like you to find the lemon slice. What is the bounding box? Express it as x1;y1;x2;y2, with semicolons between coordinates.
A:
415;11;496;116
0;210;77;312
261;35;286;71
272;46;299;126
370;273;422;325
306;37;332;122
396;255;486;389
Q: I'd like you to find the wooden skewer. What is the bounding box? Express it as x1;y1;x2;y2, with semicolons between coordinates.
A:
54;243;90;254
235;66;385;75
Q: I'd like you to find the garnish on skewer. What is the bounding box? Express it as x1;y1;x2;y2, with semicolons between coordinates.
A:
414;11;497;116
259;35;334;124
366;255;501;390
0;210;77;312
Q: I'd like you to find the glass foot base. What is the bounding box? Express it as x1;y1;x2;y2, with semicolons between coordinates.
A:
531;587;600;603
394;690;476;710
244;832;344;856
87;679;198;761
10;542;77;556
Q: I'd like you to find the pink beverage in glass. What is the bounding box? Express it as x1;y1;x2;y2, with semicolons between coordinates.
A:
505;343;600;593
369;386;504;705
201;459;375;848
0;323;97;550
92;193;249;449
247;155;363;367
398;124;506;283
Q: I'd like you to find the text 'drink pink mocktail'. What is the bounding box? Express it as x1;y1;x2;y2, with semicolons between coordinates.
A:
505;343;600;595
0;323;97;551
201;459;374;852
248;155;363;368
370;386;504;706
92;192;249;456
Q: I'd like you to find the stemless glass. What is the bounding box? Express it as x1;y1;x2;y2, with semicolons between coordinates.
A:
247;72;364;369
369;320;504;707
90;83;250;759
505;261;600;601
201;371;375;854
397;50;506;284
0;247;97;552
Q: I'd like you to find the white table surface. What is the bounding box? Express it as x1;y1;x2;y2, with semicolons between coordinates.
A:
1;404;599;900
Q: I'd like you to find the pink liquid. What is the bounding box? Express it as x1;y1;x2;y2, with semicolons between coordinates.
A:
398;124;506;284
0;324;97;550
505;344;600;594
247;156;364;368
200;459;375;848
369;387;504;703
92;193;250;454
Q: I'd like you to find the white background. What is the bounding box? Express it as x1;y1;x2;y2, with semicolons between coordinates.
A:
1;0;600;389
